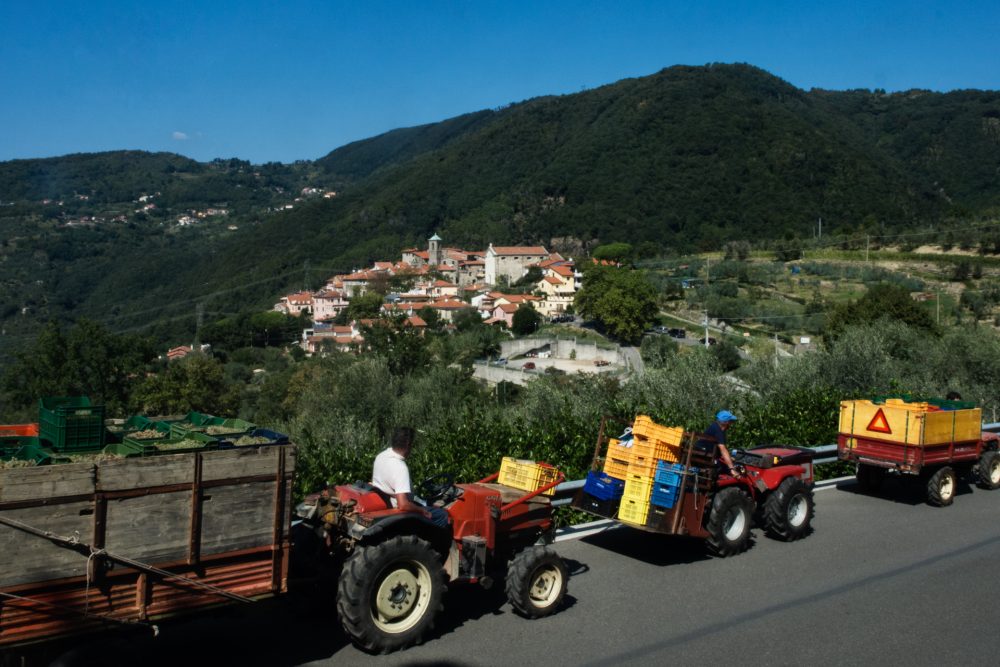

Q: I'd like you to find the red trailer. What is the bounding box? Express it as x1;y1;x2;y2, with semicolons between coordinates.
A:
0;445;294;662
837;398;1000;505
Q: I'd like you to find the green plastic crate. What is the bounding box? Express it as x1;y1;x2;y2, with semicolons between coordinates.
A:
172;417;254;440
116;430;219;457
39;396;106;452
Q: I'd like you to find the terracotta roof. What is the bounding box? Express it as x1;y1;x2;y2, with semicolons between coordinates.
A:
373;261;394;270
332;326;353;334
544;276;562;285
460;260;485;266
496;303;519;314
433;280;457;287
314;289;346;299
551;265;574;277
489;245;549;256
286;291;313;304
429;299;468;310
435;264;456;272
405;315;427;328
484;316;506;325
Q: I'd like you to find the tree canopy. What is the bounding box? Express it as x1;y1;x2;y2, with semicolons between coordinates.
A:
575;266;659;343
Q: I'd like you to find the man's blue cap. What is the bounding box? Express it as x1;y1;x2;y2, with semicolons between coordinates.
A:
716;410;738;422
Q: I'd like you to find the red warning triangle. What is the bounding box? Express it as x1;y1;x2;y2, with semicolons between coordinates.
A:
866;408;892;434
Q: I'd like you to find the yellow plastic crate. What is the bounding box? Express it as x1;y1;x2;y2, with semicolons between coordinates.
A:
839;400;982;446
623;474;654;503
602;456;629;480
499;457;560;495
627;454;658;477
618;498;650;525
632;434;683;461
632;415;684;446
607;437;635;461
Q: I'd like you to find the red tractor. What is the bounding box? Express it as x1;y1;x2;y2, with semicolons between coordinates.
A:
573;419;816;556
296;466;568;653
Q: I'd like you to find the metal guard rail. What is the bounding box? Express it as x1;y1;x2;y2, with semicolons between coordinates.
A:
551;424;1000;508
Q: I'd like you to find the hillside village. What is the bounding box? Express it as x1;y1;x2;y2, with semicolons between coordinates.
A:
272;234;582;353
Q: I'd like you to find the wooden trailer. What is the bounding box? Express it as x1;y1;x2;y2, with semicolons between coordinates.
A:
0;445;294;651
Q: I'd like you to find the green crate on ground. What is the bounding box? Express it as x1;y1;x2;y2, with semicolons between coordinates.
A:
39;396;106;452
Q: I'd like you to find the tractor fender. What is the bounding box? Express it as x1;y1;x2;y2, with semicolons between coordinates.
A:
755;465;809;495
358;513;451;554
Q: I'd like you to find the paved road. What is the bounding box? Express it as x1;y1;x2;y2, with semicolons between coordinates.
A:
45;478;1000;666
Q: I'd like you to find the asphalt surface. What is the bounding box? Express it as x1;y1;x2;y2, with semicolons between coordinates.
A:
32;476;1000;666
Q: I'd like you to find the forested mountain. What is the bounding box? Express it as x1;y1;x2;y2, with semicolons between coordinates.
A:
2;63;1000;359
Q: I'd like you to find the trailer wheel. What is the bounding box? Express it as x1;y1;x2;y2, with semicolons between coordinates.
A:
977;451;1000;490
855;464;886;493
337;535;445;654
706;487;754;557
505;546;568;618
763;477;814;541
926;466;956;507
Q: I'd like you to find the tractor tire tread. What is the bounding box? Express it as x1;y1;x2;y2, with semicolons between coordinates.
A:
505;546;568;619
763;477;814;541
705;486;754;558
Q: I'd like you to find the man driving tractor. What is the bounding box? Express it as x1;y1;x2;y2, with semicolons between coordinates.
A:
695;410;742;477
371;426;450;527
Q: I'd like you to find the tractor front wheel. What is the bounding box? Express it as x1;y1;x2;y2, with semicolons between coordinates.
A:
977;450;1000;490
926;466;957;507
505;546;568;618
337;535;446;653
763;477;814;541
705;487;754;557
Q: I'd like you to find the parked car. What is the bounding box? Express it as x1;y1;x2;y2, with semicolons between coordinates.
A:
495;357;508;365
594;359;610;367
707;337;717;346
523;362;536;370
668;328;686;339
653;325;670;334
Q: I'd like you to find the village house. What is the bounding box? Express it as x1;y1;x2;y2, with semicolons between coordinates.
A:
312;289;350;322
302;322;362;354
274;291;313;316
484;244;551;285
534;260;579;317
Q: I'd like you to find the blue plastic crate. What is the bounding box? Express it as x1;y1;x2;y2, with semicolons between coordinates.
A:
583;470;625;501
651;484;680;509
655;461;699;487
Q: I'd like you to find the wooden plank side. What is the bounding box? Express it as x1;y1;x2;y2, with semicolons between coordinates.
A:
201;482;277;556
0;501;94;587
96;453;195;490
201;447;283;481
103;491;192;563
0;464;95;503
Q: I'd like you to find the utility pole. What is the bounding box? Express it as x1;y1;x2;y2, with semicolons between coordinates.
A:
704;311;710;348
865;235;870;264
818;217;822;239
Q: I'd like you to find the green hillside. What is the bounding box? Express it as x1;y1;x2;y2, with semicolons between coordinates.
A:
2;63;1000;362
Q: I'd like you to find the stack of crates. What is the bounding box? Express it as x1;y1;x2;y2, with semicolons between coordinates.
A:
651;461;698;509
605;415;685;526
499;457;561;495
580;470;625;514
38;397;106;453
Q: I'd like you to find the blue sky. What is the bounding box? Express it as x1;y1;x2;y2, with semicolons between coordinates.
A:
1;1;998;164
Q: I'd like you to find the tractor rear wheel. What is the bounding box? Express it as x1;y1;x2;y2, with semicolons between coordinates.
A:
505;546;568;618
763;477;814;541
705;487;754;557
977;451;1000;490
337;535;446;653
926;466;956;507
855;464;886;493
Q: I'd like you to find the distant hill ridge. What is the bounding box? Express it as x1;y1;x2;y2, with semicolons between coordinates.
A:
2;62;999;348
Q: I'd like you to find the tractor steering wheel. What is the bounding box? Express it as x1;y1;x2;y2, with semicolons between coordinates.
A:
416;472;457;505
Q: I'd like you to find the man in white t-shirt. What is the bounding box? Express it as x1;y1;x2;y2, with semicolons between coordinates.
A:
371;427;449;527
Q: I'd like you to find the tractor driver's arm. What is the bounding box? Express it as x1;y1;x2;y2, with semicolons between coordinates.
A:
718;445;740;476
394;493;434;520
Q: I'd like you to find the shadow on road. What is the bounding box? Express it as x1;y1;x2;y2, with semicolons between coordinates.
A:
581;527;714;566
835;474;976;506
